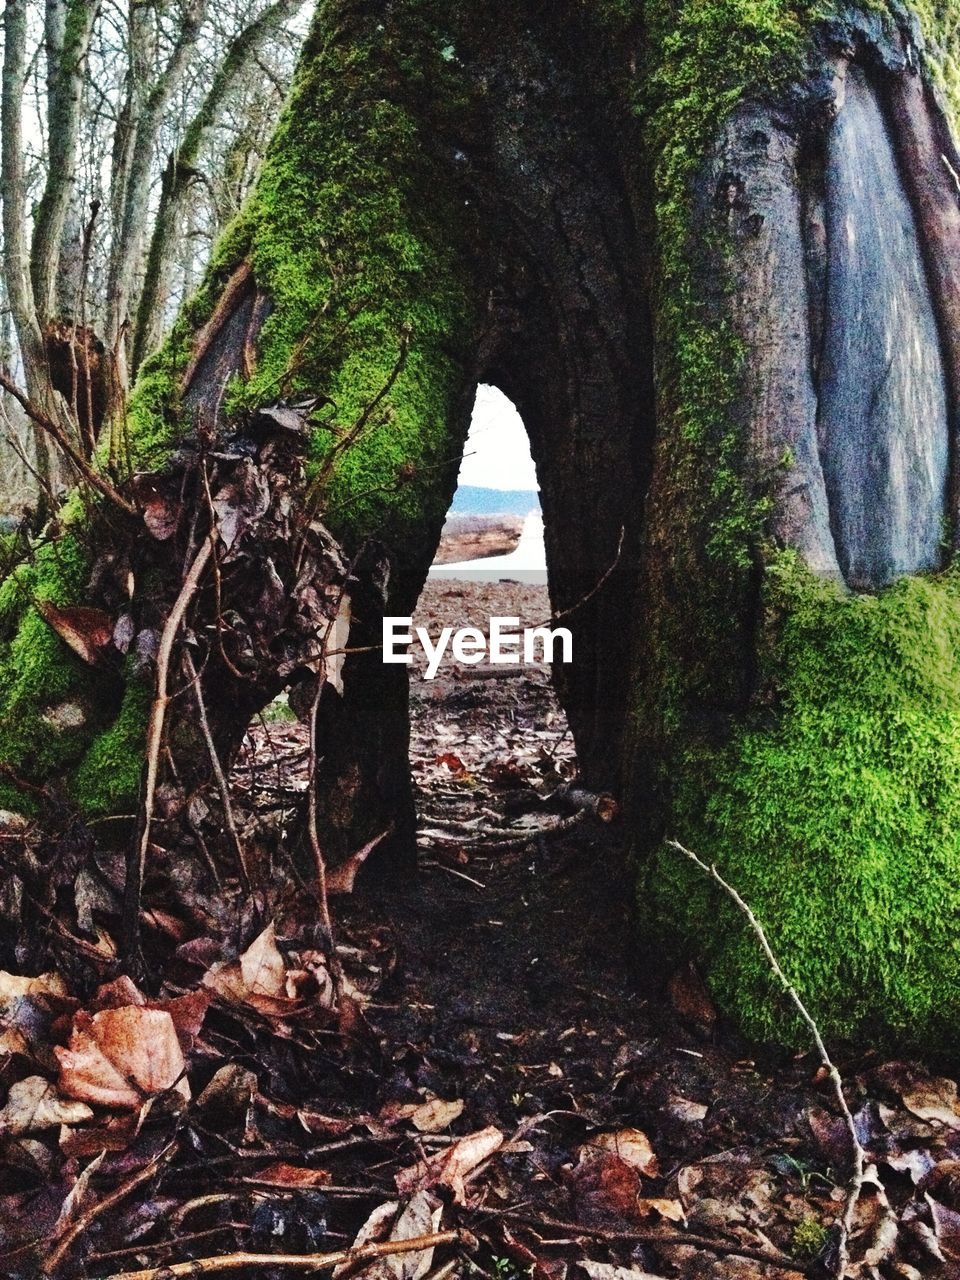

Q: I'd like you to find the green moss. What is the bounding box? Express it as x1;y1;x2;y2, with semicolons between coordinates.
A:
124;1;477;581
650;555;960;1051
233;5;476;563
791;1215;828;1262
0;531;100;783
72;677;151;816
0;516;146;817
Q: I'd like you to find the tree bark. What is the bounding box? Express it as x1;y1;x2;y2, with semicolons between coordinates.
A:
5;0;960;1048
131;0;305;378
30;0;97;326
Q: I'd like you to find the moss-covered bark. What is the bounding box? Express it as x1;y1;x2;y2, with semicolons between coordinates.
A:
630;0;960;1052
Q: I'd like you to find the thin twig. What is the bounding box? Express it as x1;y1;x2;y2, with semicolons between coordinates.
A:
666;840;865;1278
123;534;214;959
42;1143;176;1275
182;648;252;889
531;527;625;629
100;1228;467;1279
469;1206;803;1272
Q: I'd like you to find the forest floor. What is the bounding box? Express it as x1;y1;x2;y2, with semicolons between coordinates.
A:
1;581;959;1278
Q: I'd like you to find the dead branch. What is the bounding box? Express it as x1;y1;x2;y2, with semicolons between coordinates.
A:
42;1143;176;1276
123;534;215;959
183;649;253;889
468;1206;803;1272
99;1228;468;1279
0;368;136;515
556;785;618;823
666;839;866;1279
420;808;589;853
532;527;625;630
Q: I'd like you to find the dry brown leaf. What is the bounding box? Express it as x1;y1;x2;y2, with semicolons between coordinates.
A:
197;1064;258;1117
202;924;318;1017
322;594;351;695
901;1077;960;1130
570;1153;643;1224
327;828;392;895
580;1266;669;1280
54;1150;105;1233
584;1128;659;1177
55;1006;189;1109
240;923;287;996
36;601;114;666
254;1162;332;1187
333;1202;399;1279
635;1197;686;1223
0;1076;93;1134
0;971;68;1004
395;1125;503;1203
667;1095;708;1123
360;1191;443;1280
929;1194;960;1261
411;1098;464;1133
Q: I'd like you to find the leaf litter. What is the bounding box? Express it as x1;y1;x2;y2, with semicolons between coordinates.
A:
0;580;959;1277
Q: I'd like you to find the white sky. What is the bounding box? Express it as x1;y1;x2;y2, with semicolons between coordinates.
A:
457;384;539;490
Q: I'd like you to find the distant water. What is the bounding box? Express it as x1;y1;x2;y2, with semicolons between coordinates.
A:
448;485;540;517
429;512;547;583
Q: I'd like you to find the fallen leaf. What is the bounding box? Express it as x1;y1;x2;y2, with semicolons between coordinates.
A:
437;753;466;774
53;1150;105;1233
197;1064;258;1118
322;593;350;695
584;1128;659;1177
240;923;286;996
0;972;67;1004
36;601;114;667
362;1191;443;1280
636;1198;685;1223
901;1077;960;1130
0;1077;93;1134
667;1095;708;1123
570;1153;643;1224
411;1098;464;1133
580;1266;669;1280
334;1202;399;1278
55;1006;189;1109
327;828;392;895
203;923;321;1017
254;1162;332;1188
395;1125;503;1203
929;1194;960;1261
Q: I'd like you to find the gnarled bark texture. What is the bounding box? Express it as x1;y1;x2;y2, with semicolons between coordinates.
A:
5;0;960;1049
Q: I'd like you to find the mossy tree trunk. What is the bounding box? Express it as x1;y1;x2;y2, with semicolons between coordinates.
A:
4;0;960;1048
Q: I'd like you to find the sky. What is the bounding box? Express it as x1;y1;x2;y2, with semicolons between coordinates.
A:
456;385;539;491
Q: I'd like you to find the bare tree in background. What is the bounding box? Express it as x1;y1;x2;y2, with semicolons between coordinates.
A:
0;0;307;517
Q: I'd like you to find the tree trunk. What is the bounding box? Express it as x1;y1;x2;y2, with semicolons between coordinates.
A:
4;0;960;1050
